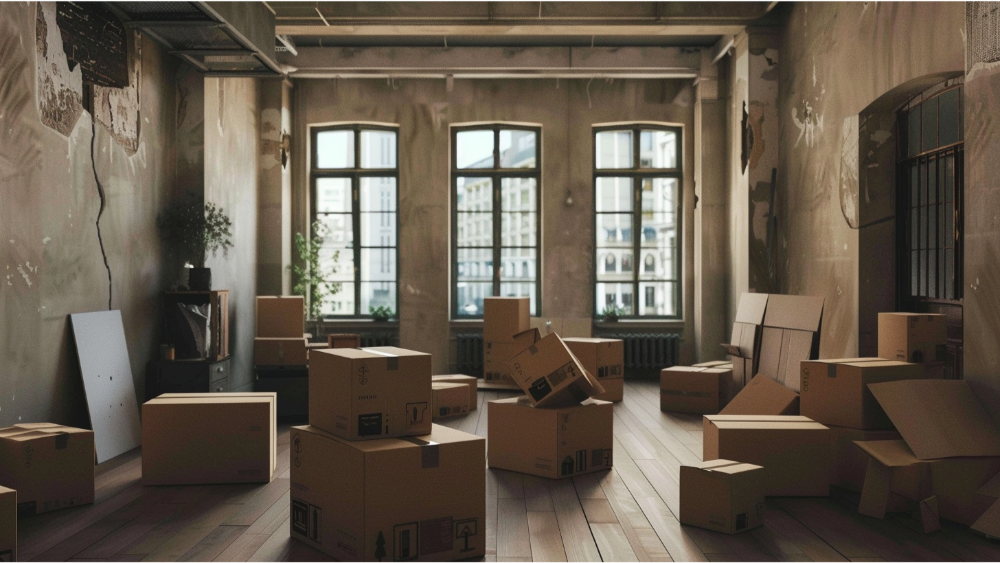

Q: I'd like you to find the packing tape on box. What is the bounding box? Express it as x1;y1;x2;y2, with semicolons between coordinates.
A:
362;348;400;370
400;436;440;468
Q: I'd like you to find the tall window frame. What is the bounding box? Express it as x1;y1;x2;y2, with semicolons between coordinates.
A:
451;123;542;319
310;123;400;319
593;123;683;320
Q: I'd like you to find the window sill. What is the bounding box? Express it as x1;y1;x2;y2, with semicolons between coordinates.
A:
593;320;684;331
312;319;400;330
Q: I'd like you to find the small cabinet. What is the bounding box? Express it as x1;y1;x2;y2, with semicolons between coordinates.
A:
156;358;231;395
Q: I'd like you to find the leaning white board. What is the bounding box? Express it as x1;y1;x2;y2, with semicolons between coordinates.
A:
69;310;142;463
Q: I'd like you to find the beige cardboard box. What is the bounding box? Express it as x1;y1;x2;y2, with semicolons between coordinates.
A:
680;460;765;534
433;374;479;410
256;296;305;338
563;338;624;380
488;397;613;479
507;332;604;406
756;294;825;392
310;347;432;440
433;382;471;419
328;333;361;349
659;366;730;414
0;423;94;515
720;374;799;416
828;426;901;492
720;293;768;394
877;313;947;367
484;328;539;387
254;337;308;366
594;377;624;402
703;415;830;497
0;485;15;561
800;359;927;429
142;393;276;485
290;424;485;561
484;297;530;342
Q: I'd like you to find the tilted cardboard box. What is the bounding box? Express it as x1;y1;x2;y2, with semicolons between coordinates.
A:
506;332;604;406
484;328;539;387
0;485;15;560
432;382;471;420
679;460;765;534
719;374;799;416
563;338;624;380
800;359;927;429
756;294;824;392
703;415;830;497
310;347;432;440
488;397;613;479
0;423;94;515
484;297;530;342
142;393;276;485
659;366;731;414
432;374;479;410
254;337;308;366
290;424;485;561
877;313;947;367
256;295;305;338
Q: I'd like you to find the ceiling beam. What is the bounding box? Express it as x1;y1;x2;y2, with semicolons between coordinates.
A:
275;23;747;37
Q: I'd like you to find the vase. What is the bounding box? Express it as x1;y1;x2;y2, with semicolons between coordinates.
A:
188;267;212;291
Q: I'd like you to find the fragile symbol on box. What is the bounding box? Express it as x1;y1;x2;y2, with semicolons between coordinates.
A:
292;499;321;543
455;518;478;552
406;402;427;427
358;365;369;385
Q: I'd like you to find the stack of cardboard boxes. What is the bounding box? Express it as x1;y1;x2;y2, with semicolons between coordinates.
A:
482;297;539;389
432;374;479;418
254;296;309;416
294;346;485;560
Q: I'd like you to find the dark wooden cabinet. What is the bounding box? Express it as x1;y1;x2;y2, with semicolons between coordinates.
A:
154;358;231;396
163;290;230;361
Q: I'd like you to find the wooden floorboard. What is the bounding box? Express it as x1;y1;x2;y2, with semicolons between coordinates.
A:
16;380;1000;561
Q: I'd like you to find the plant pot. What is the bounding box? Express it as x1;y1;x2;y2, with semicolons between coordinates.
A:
188;267;212;291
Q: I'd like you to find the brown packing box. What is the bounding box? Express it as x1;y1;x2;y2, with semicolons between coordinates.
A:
432;374;479;410
484;328;540;387
310;347;432;440
142;393;276;485
256;295;305;338
484;297;530;342
679;460;765;534
593;377;624;402
703;415;830;497
507;332;605;407
800;359;927;429
877;312;947;367
722;293;768;393
563;338;625;380
0;423;94;515
720;374;799;416
659;366;730;414
433;382;471;419
732;358;752;400
828;426;901;492
488;397;613;479
290;424;485;561
254;337;308;366
328;333;361;349
0;485;15;560
757;294;825;391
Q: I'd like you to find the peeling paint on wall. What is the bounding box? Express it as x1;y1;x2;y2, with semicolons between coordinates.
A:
792;100;824;148
35;2;83;137
93;33;141;156
260;107;282;171
0;8;42;179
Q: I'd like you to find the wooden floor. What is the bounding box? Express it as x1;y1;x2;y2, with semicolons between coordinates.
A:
17;379;1000;562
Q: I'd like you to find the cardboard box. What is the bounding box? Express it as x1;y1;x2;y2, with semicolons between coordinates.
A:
0;423;94;515
488;397;613;479
877;313;947;367
433;382;471;419
703;415;830;497
506;332;604;407
254;337;308;366
731;358;751;400
432;374;479;410
593;377;624;402
828;426;901;492
310;347;432;440
328;333;361;349
659;366;730;414
290;424;485;561
756;294;824;392
721;293;768;394
563;338;624;380
720;374;799;416
0;485;15;561
800;359;926;429
693;361;733;369
484;328;540;387
256;295;305;338
484;297;530;342
679;459;765;534
142;393;276;485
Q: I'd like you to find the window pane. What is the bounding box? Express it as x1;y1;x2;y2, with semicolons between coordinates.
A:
316;130;354;169
501;213;536;247
921;97;938;153
911;250;919;296
596;282;634;315
317;213;353;247
360;130;397;169
361;281;396;313
359;177;397;212
596;177;632;212
595;130;633;169
939;89;960;147
318;247;353;282
596;250;634;281
360;213;396;247
639;282;676;317
457;212;493;247
500;282;537;315
456;177;493;212
456;282;492;316
596;214;633;246
457;248;493;282
501;177;536;212
499;130;537;168
640;130;678;168
945;248;954;299
321;282;355;316
500;248;536;281
639;248;676;281
907;109;920;158
642;178;680;213
361;248;396;282
456;130;494;169
945;155;954;203
316;178;352;213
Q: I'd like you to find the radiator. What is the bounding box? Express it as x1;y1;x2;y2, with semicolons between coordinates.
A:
455;333;484;375
360;331;398;348
604;333;681;371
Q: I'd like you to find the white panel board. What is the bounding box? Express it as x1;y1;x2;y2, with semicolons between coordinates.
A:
70;310;142;463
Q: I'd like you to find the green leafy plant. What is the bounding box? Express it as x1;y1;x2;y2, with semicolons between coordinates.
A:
601;304;625;322
157;192;234;267
289;221;341;320
369;305;394;322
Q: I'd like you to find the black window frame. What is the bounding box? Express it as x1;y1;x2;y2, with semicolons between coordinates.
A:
310;123;400;319
451;123;542;319
592;123;683;320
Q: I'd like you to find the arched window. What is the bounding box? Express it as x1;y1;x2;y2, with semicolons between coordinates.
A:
605;253;617;273
644;254;655;273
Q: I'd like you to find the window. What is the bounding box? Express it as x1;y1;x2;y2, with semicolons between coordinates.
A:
311;124;399;317
594;125;681;319
452;124;541;317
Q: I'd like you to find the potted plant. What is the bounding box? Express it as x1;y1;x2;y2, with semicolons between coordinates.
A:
369;305;394;322
158;192;233;290
289;221;341;321
601;304;625;322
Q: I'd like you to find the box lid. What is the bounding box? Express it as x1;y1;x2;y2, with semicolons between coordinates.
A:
696;459;763;474
868;379;1000;460
293;423;483;453
735;293;769;325
719;374;798;415
0;423;92;441
711;420;828;431
706;415;814;423
432;374;477;381
432;382;467;391
762;295;824;332
854;440;926;467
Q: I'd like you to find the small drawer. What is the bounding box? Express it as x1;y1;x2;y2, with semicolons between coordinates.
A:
209;377;229;393
210;360;230;385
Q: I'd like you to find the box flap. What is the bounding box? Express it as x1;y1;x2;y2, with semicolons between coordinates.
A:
712;462;764;475
706;415;814;423
854;440;926;467
868;380;1000;459
976;471;1000;499
762;294;825;331
735;293;769;324
712;420;827;431
363;346;430;358
972;497;1000;539
692;361;733;369
720;343;743;357
719;374;799;416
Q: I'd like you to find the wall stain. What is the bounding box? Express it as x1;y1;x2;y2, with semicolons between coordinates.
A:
35;2;82;137
839;115;860;228
93;32;141;156
0;8;42;179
